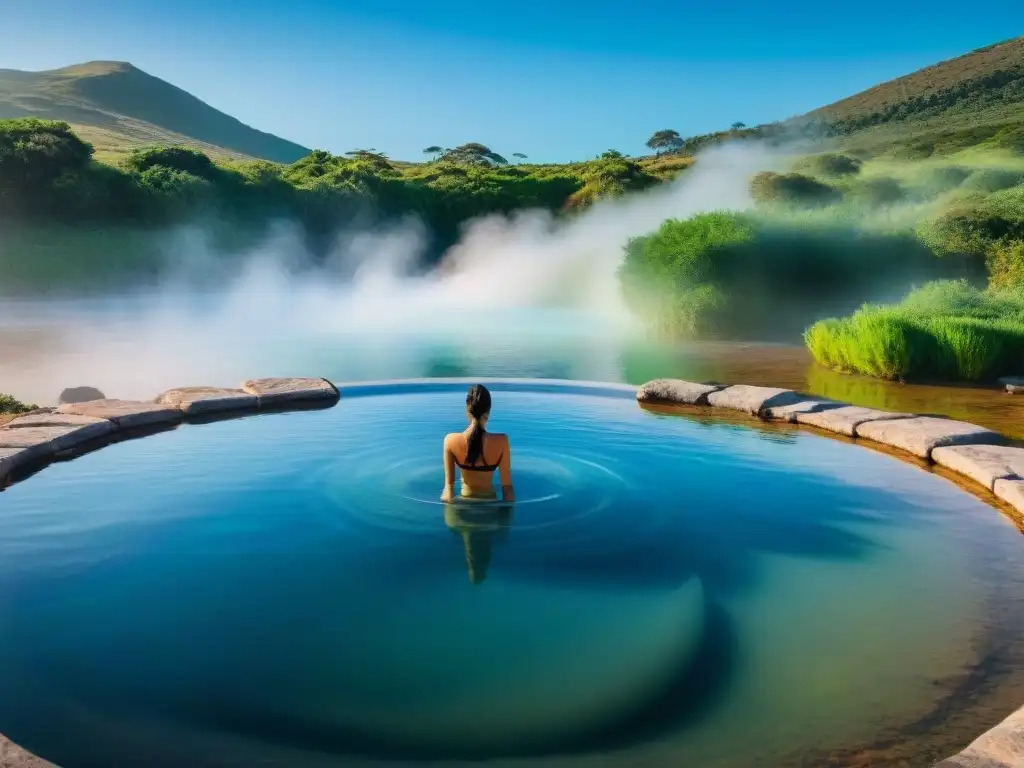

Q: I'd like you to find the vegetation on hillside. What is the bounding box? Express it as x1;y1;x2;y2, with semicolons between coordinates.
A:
0;393;35;414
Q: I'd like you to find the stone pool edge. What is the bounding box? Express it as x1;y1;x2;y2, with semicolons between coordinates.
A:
636;377;1024;768
0;376;1021;767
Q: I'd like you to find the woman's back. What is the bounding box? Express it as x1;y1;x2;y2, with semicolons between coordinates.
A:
442;385;514;503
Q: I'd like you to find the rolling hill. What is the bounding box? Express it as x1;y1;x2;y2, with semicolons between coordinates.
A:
0;60;310;163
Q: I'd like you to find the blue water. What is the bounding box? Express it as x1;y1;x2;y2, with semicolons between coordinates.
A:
1;381;1023;767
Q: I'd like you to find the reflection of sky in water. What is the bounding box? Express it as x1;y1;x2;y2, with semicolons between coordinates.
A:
1;382;1022;767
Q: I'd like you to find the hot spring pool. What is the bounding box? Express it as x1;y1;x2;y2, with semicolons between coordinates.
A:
0;380;1022;767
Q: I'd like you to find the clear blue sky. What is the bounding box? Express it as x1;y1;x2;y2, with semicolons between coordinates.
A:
1;1;1020;162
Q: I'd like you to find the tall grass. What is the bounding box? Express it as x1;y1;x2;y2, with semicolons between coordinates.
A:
805;280;1024;381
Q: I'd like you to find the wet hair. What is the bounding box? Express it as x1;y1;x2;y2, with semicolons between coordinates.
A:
464;384;492;467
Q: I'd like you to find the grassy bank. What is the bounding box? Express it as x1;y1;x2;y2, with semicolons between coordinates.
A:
804;281;1024;382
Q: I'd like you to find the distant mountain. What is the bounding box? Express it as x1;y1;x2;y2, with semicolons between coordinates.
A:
806;35;1024;134
0;60;310;163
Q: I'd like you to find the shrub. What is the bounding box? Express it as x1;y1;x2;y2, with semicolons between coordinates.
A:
122;146;220;180
911;165;971;196
0;393;36;414
988;240;1024;289
749;172;842;207
847;177;905;207
805;280;1024;382
961;168;1024;194
794;153;863;177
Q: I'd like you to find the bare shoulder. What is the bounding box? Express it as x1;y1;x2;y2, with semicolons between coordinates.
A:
489;432;510;447
443;432;461;448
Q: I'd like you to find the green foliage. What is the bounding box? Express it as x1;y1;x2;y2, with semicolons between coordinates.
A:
749;172;842;207
961;167;1024;193
0;118;93;195
794;153;863;177
645;129;683;154
805;280;1024;381
0;393;36;414
988;240;1024;289
847;176;905;207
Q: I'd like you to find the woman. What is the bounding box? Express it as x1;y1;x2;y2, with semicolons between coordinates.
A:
441;384;515;503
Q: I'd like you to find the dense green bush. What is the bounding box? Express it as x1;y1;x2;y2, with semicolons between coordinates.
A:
961;167;1024;193
617;212;956;339
805;280;1024;381
847;176;905;207
0;393;36;414
749;172;842;207
794;153;863;177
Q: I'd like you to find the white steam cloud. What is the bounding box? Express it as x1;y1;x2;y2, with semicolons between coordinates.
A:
0;142;779;404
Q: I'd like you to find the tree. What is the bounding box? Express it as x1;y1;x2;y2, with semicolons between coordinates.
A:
0;118;94;191
645;129;683;156
441;143;508;166
423;145;443;161
731;122;746;130
601;149;625;159
513;152;528;161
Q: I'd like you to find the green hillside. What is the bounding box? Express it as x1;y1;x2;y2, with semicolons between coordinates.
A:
0;61;310;163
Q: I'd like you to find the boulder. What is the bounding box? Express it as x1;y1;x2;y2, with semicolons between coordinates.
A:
763;398;843;423
931;444;1024;491
706;385;804;417
58;386;106;404
855;416;1004;459
56;399;182;430
0;413;114;454
156;386;258;416
994;479;1024;516
0;733;56;767
795;406;912;437
932;703;1024;767
0;446;32;483
241;378;340;407
636;379;721;406
999;376;1024;394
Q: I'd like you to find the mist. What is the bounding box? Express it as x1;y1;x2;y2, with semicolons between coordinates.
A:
0;142;782;406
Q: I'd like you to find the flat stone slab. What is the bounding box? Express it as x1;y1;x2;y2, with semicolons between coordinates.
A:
932;444;1024;491
763;398;842;423
0;446;32;483
706;385;804;416
57;399;183;430
0;412;115;455
241;378;339;407
636;379;721;406
156;386;258;416
932;703;1024;767
855;416;1004;459
795;405;912;437
999;376;1024;394
994;478;1024;516
0;733;56;767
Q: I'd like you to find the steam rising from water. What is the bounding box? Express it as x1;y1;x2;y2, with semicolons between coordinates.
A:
0;143;778;404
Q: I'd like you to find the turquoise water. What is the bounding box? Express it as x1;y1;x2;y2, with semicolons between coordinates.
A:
1;381;1023;767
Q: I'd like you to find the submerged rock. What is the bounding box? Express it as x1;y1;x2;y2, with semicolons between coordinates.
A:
706;385;804;416
636;379;721;406
931;444;1024;491
795;405;911;437
241;377;340;407
999;376;1024;394
763;397;841;423
156;386;258;416
932;703;1024;767
855;416;1004;459
57;399;183;430
58;386;106;404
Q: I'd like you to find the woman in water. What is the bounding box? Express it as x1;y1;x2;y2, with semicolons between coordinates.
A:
441;384;515;503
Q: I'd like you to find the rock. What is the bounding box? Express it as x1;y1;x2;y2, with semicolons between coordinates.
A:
706;385;804;417
241;377;340;407
58;386;106;404
994;478;1024;516
999;376;1024;394
763;398;843;423
931;445;1024;491
156;386;258;416
636;379;722;406
855;416;1004;459
932;703;1024;767
795;406;913;437
0;733;56;767
56;399;182;430
0;413;114;453
0;446;33;484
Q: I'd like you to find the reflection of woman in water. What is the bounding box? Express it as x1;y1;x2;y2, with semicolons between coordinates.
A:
441;384;515;503
444;505;513;585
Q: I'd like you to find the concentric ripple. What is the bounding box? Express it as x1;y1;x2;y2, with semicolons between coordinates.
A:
0;380;1023;768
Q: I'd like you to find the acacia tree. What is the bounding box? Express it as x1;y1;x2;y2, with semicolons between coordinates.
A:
442;143;508;165
512;152;527;161
423;145;443;161
645;129;683;156
601;149;625;159
731;122;746;130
